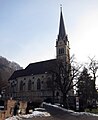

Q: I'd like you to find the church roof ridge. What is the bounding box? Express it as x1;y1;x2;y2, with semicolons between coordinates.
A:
26;59;56;68
9;59;57;80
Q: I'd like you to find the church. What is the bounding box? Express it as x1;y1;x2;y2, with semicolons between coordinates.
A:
7;7;73;104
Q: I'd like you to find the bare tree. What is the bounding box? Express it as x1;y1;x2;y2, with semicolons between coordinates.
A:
88;57;98;98
49;56;82;108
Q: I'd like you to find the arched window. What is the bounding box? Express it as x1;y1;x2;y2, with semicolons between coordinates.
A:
32;81;34;90
20;81;23;91
46;77;52;88
59;48;64;54
28;80;32;90
37;79;41;90
61;48;64;54
59;49;61;54
56;92;59;97
62;48;64;53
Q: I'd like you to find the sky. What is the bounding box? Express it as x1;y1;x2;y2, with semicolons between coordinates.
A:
0;1;98;78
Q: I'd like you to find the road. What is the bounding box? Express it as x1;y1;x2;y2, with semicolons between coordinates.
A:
21;106;98;120
21;114;98;120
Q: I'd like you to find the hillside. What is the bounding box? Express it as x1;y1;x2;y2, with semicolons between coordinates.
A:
0;56;22;90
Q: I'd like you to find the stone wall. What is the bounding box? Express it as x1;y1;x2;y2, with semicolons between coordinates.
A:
0;99;27;120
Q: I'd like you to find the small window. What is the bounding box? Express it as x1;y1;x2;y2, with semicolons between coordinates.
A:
42;81;43;84
56;92;59;97
60;42;62;44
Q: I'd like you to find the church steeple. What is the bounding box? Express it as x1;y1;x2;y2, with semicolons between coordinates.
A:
58;6;66;40
56;6;70;64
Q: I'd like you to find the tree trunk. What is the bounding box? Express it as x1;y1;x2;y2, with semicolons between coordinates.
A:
62;93;68;108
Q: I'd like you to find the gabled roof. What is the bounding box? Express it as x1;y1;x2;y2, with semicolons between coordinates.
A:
9;59;56;80
9;69;27;80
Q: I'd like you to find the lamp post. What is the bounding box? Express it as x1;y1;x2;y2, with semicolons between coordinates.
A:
76;90;79;111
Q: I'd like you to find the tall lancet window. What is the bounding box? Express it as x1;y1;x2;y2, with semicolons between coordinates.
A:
20;81;23;91
28;80;32;91
59;48;64;54
37;79;41;90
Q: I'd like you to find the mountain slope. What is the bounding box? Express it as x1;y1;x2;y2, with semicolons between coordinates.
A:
0;56;22;90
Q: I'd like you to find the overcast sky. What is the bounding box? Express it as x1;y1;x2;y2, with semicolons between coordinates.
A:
0;0;98;78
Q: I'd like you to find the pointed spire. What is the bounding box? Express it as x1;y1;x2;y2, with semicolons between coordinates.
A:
58;5;66;40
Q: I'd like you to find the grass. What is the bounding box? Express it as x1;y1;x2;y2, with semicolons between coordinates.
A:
85;108;98;114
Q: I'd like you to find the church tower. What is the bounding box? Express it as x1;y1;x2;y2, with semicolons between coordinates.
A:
56;7;70;65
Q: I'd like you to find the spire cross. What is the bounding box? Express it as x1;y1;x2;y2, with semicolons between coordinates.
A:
60;4;62;12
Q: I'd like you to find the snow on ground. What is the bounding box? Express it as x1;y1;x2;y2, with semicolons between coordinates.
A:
5;109;51;120
5;115;22;120
5;103;98;120
20;110;51;119
35;107;46;111
43;102;98;117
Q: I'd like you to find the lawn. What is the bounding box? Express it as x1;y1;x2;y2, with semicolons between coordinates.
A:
85;108;98;114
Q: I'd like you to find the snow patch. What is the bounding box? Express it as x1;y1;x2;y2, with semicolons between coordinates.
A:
43;102;98;117
5;110;50;120
20;111;50;119
5;115;22;120
35;107;46;111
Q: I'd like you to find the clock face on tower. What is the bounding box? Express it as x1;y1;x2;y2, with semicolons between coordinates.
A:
60;42;62;44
